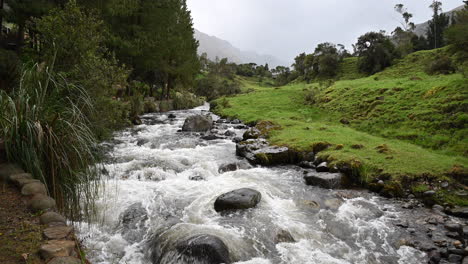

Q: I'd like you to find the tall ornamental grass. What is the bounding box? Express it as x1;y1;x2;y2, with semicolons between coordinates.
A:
0;63;101;221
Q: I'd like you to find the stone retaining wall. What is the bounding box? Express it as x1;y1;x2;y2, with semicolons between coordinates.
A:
0;162;83;264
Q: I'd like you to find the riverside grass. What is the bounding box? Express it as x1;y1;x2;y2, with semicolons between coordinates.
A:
214;48;468;205
0;63;100;221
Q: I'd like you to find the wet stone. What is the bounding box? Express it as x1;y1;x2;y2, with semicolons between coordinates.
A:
21;182;47;196
40;240;76;260
304;172;345;189
463;257;468;264
218;163;238;173
9;172;33;185
214;188;261;212
43;226;73;240
448;254;463;263
315;162;329;172
275;229;295;244
182;115;213;132
428;250;441;264
40;212;66;225
175;234;231;264
447;207;468;219
189;175;205;181
445;223;463;234
298;161;316;169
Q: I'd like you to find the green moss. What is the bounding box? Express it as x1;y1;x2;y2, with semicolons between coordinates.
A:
411;184;430;194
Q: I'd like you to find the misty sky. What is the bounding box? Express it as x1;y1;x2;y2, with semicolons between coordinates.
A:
186;0;463;64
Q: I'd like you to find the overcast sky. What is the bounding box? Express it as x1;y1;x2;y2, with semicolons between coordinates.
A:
186;0;463;64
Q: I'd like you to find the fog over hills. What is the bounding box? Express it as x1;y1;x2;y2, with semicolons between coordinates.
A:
194;29;287;67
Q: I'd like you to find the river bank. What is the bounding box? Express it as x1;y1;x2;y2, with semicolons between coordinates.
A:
77;105;468;264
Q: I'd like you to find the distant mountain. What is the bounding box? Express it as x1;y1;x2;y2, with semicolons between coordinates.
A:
194;29;286;67
413;5;464;37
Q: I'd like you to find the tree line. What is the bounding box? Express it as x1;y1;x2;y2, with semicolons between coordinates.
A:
0;0;200;218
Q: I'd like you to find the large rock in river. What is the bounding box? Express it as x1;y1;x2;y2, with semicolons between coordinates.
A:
214;188;261;212
175;235;231;264
182;115;213;132
304;172;346;189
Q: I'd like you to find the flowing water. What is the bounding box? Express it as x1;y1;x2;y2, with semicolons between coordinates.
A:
78;104;428;264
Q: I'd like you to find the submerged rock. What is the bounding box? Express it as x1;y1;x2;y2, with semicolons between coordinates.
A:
214;188;261;212
275;229;295;244
182;115;213;132
218;163;238;173
120;202;148;242
316;162;329;173
304;172;346;189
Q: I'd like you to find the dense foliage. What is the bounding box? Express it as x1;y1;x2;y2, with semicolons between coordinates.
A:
0;0;201;219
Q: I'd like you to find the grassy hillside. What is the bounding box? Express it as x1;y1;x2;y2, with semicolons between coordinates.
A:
213;48;468;205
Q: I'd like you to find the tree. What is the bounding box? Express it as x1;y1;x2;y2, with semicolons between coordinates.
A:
445;2;468;58
293;52;307;76
312;42;340;79
427;1;450;49
103;0;199;99
392;4;417;55
355;31;398;74
3;0;58;50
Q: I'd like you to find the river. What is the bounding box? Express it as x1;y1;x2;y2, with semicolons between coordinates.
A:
77;104;433;264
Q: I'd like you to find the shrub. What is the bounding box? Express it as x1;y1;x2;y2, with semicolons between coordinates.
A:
426;56;456;75
0;64;100;220
0;48;20;92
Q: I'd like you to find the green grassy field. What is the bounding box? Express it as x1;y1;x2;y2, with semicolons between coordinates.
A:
214;48;468;205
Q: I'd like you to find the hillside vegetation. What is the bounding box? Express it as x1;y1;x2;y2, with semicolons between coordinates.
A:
214;48;468;205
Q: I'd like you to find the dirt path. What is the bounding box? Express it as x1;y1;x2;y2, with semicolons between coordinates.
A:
0;150;45;264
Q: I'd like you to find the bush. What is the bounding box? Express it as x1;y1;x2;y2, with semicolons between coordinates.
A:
0;48;20;92
195;75;241;101
426;56;456;75
0;64;100;220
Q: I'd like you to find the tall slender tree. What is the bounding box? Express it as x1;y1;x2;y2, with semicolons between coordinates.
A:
427;1;450;49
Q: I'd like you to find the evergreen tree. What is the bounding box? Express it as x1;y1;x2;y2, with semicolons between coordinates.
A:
426;1;450;49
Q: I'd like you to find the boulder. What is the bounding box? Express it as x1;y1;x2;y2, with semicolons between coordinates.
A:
21;182;47;196
39;240;76;260
304;172;345;189
224;130;236;137
43;226;74;240
218;163;238;173
214;188;261;212
16;178;40;188
446;207;468;219
182;115;213;132
121;203;147;230
237;140;301;166
298;161;316;169
201;134;225;141
175;235;231;264
40;212;66;225
9;172;33;185
445;223;463;235
242;128;261;140
29;194;56;212
316;162;329;172
48;257;82;264
121;202;148;242
168;114;176;119
189;175;205;181
275;229;295;244
232;137;243;143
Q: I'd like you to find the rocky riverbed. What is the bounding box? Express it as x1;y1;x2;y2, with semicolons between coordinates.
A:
77;104;468;264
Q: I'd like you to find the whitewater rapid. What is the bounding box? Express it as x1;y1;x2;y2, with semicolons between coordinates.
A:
77;104;427;264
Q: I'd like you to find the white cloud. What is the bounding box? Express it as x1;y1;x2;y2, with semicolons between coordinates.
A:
187;0;464;64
